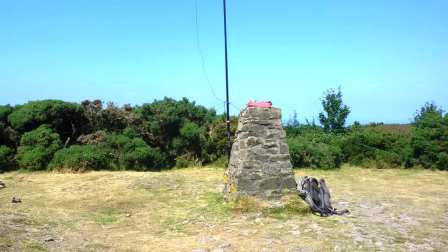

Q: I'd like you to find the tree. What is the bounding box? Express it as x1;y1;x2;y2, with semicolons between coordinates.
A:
319;87;350;133
413;101;444;125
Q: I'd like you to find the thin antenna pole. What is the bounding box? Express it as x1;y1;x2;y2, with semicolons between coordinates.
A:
223;0;231;159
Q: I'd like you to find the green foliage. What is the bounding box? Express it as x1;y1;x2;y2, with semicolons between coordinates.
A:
178;122;206;158
103;132;164;171
138;97;218;166
16;125;62;170
8;100;88;142
340;127;410;168
0;105;13;122
122;138;164;171
318;87;350;133
0;105;19;147
411;102;448;170
0;145;14;171
1;96;447;172
286;122;413;169
288;135;342;169
414;101;444;123
49;145;109;171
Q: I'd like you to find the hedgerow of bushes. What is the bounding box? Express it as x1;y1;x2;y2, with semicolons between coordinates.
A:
0;98;237;172
286;102;448;170
0;97;447;172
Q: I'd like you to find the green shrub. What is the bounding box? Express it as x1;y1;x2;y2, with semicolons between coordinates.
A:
16;125;62;170
286;123;413;169
411;104;448;170
16;147;50;170
288;136;342;169
340;128;409;168
122;138;164;170
0;145;14;171
137;97;220;166
103;133;164;170
49;145;109;171
436;152;448;170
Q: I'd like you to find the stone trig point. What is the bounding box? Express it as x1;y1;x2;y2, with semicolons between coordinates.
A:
224;104;297;199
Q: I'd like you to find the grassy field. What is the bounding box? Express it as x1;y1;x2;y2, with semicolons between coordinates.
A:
1;166;447;252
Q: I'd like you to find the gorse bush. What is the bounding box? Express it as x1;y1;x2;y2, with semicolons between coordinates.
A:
49;145;109;171
288;136;342;169
286;119;421;170
123;139;161;170
101;132;164;170
16;125;62;170
137;97;220;166
178;122;205;156
340;127;411;168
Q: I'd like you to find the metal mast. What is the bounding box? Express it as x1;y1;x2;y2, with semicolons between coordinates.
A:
223;0;231;159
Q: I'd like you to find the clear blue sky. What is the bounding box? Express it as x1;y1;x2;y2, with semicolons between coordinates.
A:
1;0;447;124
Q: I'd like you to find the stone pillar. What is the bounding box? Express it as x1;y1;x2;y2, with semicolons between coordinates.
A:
224;106;297;199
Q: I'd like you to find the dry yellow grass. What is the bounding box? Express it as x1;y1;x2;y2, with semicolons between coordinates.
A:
1;166;447;251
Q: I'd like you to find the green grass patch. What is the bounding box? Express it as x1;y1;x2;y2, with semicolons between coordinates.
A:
262;198;311;220
201;191;232;217
161;216;190;233
92;208;119;225
23;241;47;252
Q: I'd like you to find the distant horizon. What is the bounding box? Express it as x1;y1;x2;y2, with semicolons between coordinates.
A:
1;1;447;124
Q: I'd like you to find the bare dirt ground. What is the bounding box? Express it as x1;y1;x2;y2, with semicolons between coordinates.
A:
1;166;447;251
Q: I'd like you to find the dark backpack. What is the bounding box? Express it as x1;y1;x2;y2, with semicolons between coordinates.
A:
297;176;349;217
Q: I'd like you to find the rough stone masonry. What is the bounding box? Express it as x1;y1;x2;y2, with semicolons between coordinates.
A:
224;106;297;199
